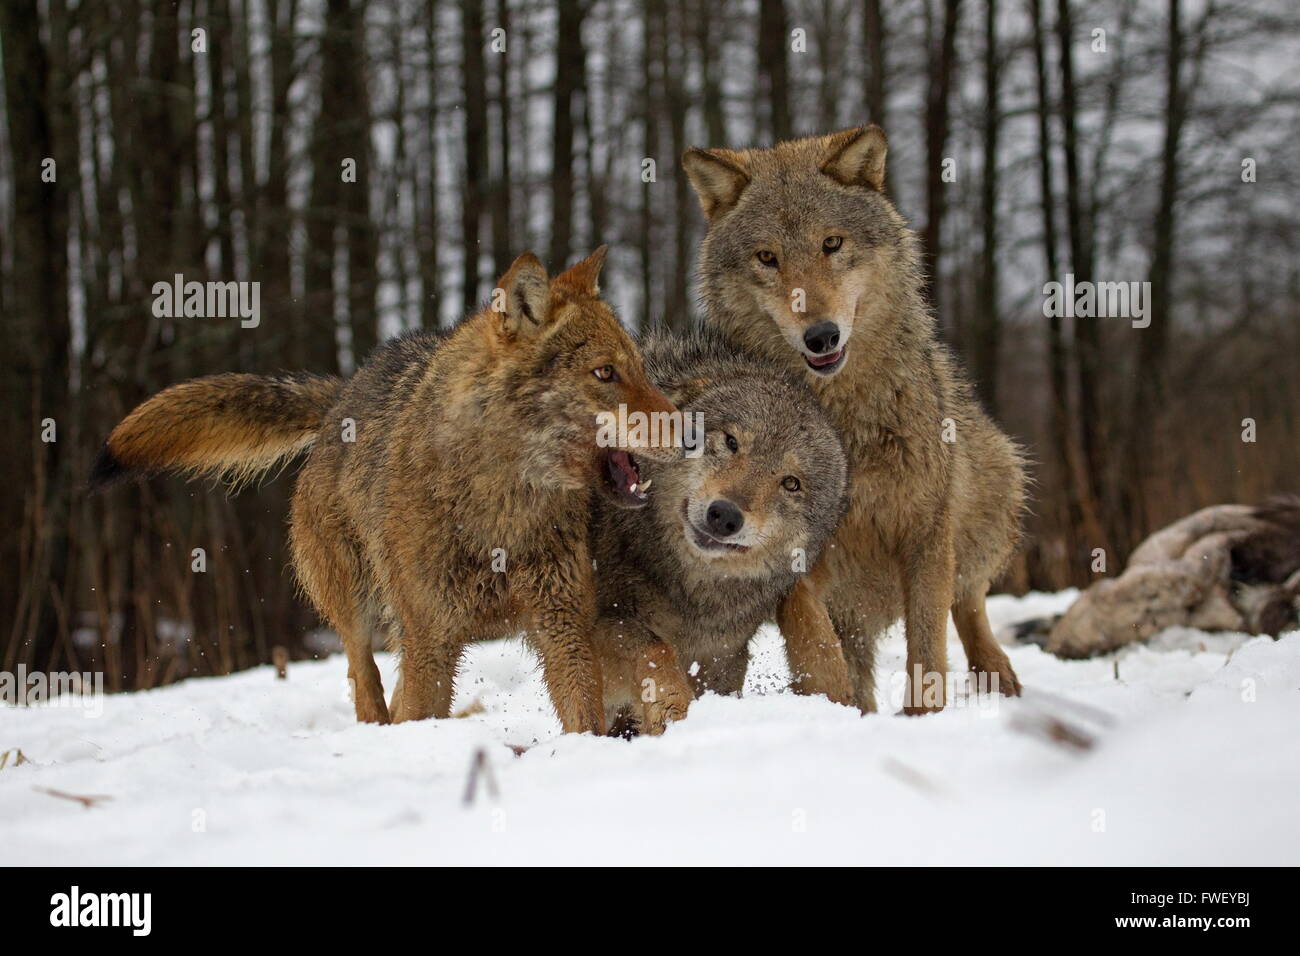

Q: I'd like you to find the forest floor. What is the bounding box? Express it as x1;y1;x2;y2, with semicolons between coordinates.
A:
3;591;1298;865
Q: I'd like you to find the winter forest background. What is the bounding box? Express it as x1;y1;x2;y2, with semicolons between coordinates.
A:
2;0;1298;689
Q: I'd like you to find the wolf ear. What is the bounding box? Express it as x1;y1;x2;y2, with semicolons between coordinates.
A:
496;252;551;337
682;148;751;219
552;244;608;296
821;125;887;191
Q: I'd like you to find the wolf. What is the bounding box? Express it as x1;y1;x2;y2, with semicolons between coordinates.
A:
90;247;678;733
589;330;849;735
682;126;1026;713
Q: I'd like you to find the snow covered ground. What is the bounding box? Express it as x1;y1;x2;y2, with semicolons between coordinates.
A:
4;591;1298;866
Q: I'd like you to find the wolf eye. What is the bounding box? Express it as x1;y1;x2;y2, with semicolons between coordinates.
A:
823;236;843;254
782;476;802;492
756;250;778;268
724;433;739;453
593;365;617;382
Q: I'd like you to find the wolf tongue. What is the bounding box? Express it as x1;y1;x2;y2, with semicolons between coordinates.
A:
610;450;640;490
809;349;842;367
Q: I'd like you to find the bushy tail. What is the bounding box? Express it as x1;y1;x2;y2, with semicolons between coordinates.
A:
89;372;343;491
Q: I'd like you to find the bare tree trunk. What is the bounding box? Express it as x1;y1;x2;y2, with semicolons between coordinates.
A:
815;0;840;131
589;5;621;249
516;4;535;249
972;0;1000;413
579;36;607;245
490;0;514;279
1123;0;1188;548
304;28;341;371
389;0;412;327
920;0;962;312
420;0;442;327
0;0;71;671
461;0;487;308
548;0;585;270
259;0;297;361
1054;0;1112;550
233;0;259;266
305;0;371;371
662;0;691;330
1029;0;1074;567
337;2;376;363
208;0;238;285
640;0;663;331
758;0;791;141
863;0;887;129
697;0;728;146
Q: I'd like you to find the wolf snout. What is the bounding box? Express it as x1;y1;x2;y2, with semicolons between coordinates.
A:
705;499;745;538
803;320;841;356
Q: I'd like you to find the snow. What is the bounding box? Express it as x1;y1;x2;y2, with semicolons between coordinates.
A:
3;591;1298;866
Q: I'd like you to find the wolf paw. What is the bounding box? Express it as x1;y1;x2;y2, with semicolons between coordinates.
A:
640;686;691;735
969;651;1023;697
632;641;695;735
900;703;944;716
355;698;391;724
636;665;694;735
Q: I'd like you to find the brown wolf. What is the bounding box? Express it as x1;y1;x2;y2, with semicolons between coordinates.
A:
682;126;1026;713
588;330;849;735
90;247;678;733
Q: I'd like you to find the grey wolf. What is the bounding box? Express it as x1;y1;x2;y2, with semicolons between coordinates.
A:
590;330;849;734
90;247;678;733
683;126;1026;712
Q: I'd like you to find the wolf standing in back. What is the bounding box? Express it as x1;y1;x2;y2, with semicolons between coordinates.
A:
90;247;678;733
683;126;1026;713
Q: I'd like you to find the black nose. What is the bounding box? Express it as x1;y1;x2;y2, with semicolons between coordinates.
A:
803;321;841;355
705;499;745;538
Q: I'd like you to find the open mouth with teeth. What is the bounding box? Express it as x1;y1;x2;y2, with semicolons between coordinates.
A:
804;346;846;375
681;500;750;554
603;450;651;508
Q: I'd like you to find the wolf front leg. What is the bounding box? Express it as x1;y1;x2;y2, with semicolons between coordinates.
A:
900;515;955;715
630;637;693;735
776;575;852;705
519;561;607;735
593;617;693;735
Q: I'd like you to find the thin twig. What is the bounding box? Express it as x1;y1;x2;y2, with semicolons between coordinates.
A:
35;786;112;809
462;748;499;806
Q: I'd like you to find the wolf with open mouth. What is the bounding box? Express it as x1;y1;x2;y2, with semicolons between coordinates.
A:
90;247;678;734
590;330;849;735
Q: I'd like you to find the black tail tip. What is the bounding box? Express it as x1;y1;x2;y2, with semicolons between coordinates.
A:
87;443;132;492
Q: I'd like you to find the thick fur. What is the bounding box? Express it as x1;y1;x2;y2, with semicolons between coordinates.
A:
90;372;343;490
93;248;678;733
589;331;849;734
684;126;1027;712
